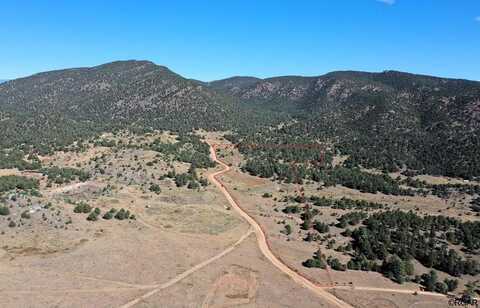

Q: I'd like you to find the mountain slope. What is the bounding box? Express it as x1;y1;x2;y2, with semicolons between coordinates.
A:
1;62;480;178
0;60;240;151
212;70;480;115
209;76;261;94
213;71;480;178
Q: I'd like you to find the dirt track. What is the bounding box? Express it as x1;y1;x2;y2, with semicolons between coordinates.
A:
207;143;354;308
119;228;254;308
332;286;446;297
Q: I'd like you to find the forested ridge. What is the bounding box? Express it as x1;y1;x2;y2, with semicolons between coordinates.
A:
1;60;480;179
218;71;480;179
0;61;282;154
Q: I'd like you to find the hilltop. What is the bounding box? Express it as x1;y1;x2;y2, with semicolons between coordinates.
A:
0;60;239;150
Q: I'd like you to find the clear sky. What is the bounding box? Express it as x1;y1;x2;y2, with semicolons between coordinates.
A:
1;0;479;81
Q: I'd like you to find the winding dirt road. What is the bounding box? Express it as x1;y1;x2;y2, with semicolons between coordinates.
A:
207;144;353;308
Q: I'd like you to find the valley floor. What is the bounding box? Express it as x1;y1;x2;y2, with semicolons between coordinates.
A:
0;131;476;307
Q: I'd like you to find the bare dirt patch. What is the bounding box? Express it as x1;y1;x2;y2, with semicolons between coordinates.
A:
201;264;258;307
0;168;21;176
144;202;240;235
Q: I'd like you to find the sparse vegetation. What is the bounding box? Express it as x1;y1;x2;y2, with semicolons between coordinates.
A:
0;175;39;193
41;167;90;184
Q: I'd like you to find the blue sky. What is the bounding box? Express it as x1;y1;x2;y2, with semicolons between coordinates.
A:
1;0;479;81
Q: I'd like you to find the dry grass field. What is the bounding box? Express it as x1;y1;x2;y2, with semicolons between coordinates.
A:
0;131;478;307
211;135;479;307
0;132;333;307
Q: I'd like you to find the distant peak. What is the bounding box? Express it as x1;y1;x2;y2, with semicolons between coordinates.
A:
90;60;178;76
94;60;158;69
215;76;262;81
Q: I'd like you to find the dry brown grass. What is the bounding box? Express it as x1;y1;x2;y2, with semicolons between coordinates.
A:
1;132;476;307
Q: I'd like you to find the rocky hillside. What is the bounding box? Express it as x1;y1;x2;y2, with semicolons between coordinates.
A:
1;61;480;178
0;61;239;150
212;70;480;119
212;71;480;178
209;76;261;95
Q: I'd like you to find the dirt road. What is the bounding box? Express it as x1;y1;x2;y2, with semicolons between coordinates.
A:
207;144;353;308
2;228;254;306
332;285;446;297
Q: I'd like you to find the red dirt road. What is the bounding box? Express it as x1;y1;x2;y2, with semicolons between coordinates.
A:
207;143;353;308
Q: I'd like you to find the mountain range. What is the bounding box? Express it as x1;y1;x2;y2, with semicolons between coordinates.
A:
1;60;479;178
217;70;480;178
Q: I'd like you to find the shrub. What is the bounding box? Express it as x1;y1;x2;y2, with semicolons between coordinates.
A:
444;278;459;292
328;257;347;271
21;210;31;219
149;183;161;194
283;205;300;214
102;212;113;220
0;206;10;216
87;212;98;221
303;258;326;269
283;224;292;235
199;178;208;186
73;202;92;214
187;181;200;189
434;282;448;294
115;209;127;220
313;221;330;233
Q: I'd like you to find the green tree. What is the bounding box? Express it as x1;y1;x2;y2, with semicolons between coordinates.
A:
382;255;408;284
0;205;10;216
149;183;161;194
421;271;438;292
444;278;458;292
283;224;292;235
87;212;98;221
